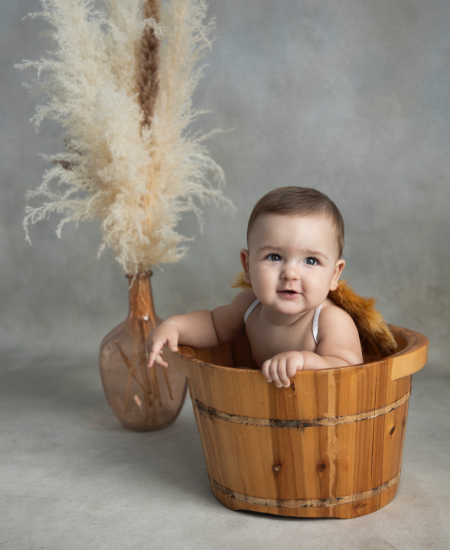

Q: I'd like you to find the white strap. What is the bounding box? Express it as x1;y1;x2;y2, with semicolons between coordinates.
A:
312;304;322;345
244;299;260;324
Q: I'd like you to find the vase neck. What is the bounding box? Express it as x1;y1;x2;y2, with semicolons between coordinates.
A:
126;271;158;327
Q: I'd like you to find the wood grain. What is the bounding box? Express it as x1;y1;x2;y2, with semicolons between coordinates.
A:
169;325;428;519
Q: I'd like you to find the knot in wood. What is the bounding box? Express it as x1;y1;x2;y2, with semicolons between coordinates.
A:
272;464;281;472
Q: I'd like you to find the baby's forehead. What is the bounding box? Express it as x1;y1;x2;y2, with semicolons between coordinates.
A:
249;212;336;238
248;213;340;253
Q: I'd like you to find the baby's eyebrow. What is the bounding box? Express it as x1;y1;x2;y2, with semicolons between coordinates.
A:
257;245;288;254
303;249;328;259
258;245;279;252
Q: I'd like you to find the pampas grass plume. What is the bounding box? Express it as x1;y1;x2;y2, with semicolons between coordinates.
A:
17;0;234;274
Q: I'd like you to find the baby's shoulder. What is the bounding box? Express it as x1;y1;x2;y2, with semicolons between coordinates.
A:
316;298;362;362
231;288;258;315
210;289;258;344
319;298;359;332
213;288;257;324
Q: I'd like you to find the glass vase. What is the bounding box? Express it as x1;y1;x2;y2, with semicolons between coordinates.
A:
98;271;188;431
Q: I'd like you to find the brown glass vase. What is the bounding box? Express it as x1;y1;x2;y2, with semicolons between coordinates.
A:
98;271;188;431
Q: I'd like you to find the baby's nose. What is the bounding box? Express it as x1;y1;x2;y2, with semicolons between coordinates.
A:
282;264;300;280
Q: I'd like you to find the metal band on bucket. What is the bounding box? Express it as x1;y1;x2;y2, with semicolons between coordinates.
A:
210;472;401;509
191;391;410;428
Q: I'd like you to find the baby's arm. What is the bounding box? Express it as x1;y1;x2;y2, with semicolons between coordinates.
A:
147;289;256;367
262;305;363;388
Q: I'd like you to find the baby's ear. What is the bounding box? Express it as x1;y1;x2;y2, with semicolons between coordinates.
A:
240;249;251;283
329;259;345;291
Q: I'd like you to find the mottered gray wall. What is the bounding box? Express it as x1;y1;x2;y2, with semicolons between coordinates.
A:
1;0;449;369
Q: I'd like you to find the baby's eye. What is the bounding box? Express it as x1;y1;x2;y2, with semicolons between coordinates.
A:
304;257;319;266
267;253;281;262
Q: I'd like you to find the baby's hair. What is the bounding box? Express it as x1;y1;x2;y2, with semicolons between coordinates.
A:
247;186;345;258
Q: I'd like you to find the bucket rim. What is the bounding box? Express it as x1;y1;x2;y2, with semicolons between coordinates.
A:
176;325;428;378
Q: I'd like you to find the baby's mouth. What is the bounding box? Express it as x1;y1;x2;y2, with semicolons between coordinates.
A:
278;290;299;295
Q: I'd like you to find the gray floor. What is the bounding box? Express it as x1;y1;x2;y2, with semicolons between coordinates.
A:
1;353;449;550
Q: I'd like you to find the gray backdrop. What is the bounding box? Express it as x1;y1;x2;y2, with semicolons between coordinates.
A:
2;2;450;548
1;0;449;370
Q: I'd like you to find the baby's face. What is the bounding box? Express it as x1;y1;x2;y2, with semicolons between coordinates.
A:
240;214;345;319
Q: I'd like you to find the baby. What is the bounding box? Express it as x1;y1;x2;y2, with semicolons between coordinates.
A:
147;186;363;388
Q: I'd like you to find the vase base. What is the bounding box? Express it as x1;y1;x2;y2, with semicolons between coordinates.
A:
120;417;179;432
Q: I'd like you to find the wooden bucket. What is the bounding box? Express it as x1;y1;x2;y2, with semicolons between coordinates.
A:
169;325;428;519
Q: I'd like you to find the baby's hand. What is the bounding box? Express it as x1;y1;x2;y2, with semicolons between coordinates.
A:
261;351;304;388
147;321;180;368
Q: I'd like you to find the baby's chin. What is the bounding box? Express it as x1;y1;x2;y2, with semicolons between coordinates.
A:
276;290;303;301
270;297;310;315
